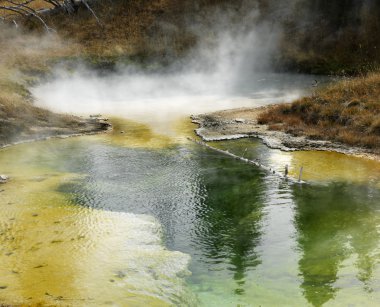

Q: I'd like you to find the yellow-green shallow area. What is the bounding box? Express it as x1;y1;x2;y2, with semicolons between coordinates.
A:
0;116;379;306
0;127;194;306
0;71;378;306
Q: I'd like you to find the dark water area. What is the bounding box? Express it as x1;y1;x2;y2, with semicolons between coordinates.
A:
2;69;378;306
46;137;380;306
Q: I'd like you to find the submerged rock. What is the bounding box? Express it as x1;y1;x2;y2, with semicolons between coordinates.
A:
0;175;9;183
89;114;102;118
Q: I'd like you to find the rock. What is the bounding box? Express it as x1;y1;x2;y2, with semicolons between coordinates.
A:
34;264;46;269
0;175;9;183
235;118;246;123
30;176;47;182
116;271;126;278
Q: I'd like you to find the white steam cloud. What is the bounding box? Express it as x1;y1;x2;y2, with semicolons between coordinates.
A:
31;2;318;132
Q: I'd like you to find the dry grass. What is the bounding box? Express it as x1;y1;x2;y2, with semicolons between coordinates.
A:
276;2;380;75
0;26;90;145
15;0;200;60
1;0;188;59
0;26;74;71
0;0;55;17
258;73;380;150
0;0;237;144
1;0;380;146
17;0;244;60
0;0;201;145
3;0;380;75
0;76;83;144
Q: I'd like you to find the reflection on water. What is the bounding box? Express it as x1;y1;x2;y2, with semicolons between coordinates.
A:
1;128;374;306
189;151;266;296
210;138;380;186
0;118;379;306
293;184;380;307
0;141;196;306
1;70;379;305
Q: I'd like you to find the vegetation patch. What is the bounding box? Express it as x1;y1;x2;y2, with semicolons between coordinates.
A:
1;1;380;147
258;73;380;151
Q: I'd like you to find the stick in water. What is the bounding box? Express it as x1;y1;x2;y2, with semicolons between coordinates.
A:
298;166;304;182
242;148;248;158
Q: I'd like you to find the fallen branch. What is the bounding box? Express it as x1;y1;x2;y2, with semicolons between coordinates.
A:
81;0;101;26
6;0;53;31
187;138;307;184
0;0;101;30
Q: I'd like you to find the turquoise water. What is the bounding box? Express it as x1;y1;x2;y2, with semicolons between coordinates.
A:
1;131;378;306
0;71;378;306
65;139;380;306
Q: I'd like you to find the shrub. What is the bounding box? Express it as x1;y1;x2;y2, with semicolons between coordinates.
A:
258;73;380;151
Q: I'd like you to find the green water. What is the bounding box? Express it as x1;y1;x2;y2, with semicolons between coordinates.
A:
0;122;379;306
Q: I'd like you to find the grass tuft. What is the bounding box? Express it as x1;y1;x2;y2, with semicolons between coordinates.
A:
258;73;380;150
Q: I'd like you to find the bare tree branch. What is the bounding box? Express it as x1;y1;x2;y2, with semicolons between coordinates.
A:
43;0;61;8
0;0;101;31
81;0;101;26
3;0;53;31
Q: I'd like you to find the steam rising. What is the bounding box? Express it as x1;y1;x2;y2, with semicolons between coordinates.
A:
31;2;316;131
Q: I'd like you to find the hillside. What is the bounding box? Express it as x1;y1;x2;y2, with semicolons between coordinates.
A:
14;0;380;74
0;26;109;145
0;0;380;147
276;0;380;74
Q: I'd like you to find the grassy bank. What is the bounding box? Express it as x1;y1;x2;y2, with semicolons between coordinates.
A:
0;27;111;146
274;0;380;75
3;0;380;74
19;0;220;64
258;73;380;152
0;0;205;144
0;0;256;146
0;72;111;146
1;0;380;148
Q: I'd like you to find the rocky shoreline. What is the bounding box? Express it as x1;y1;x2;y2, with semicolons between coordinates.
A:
192;106;380;162
0;116;111;190
0;116;112;151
